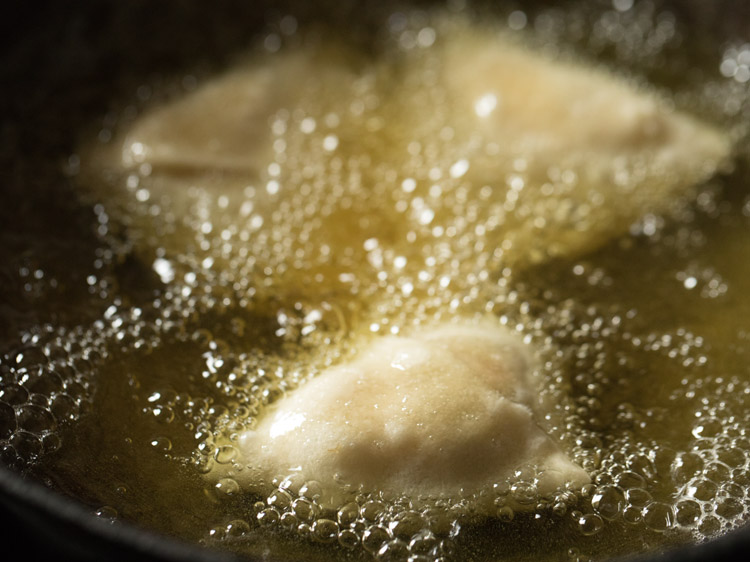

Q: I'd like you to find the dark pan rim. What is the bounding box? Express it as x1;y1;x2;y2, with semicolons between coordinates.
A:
1;464;749;562
0;465;241;562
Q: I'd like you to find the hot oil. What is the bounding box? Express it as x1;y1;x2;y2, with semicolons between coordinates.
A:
2;2;750;562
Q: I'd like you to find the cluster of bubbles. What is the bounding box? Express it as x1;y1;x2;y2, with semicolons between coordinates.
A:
0;325;102;467
212;481;463;561
2;1;750;561
538;302;750;545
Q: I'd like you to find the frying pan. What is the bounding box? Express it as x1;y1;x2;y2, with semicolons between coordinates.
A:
0;1;748;560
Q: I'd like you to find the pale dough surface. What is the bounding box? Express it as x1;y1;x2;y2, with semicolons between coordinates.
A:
233;324;589;507
121;49;361;174
114;32;731;265
388;30;732;264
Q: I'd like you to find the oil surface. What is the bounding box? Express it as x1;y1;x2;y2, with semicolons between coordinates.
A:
2;2;750;562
